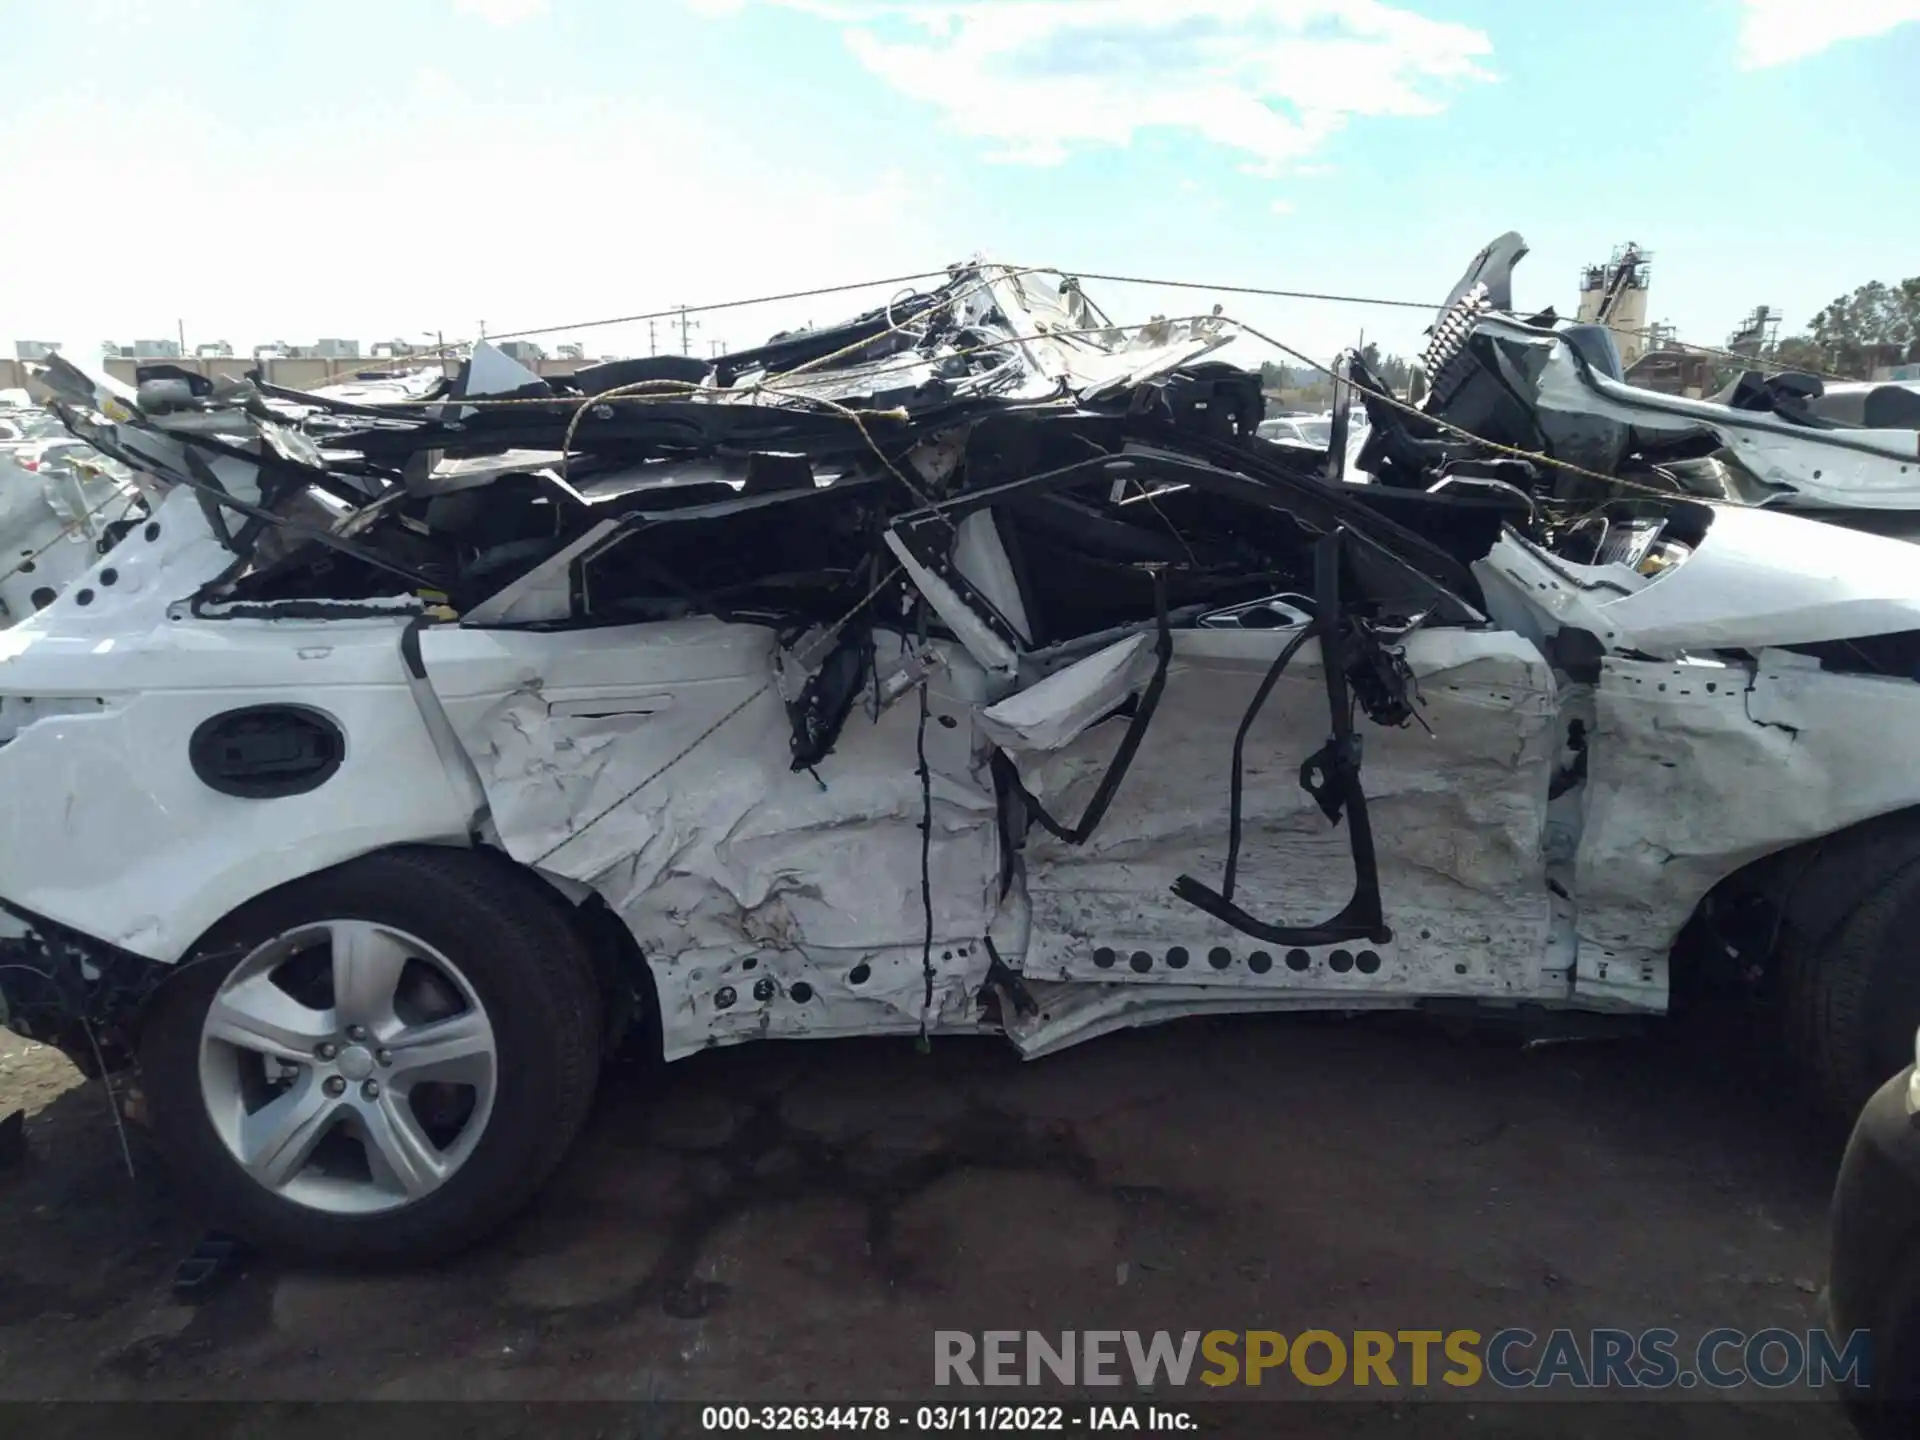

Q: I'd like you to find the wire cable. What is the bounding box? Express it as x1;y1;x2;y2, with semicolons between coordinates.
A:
1069;270;1439;312
1066;268;1869;383
338;308;1231;411
914;615;935;1047
80;1016;138;1183
0;487;141;589
409;269;961;356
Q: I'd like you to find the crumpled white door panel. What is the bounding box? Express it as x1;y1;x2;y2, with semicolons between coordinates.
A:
993;627;1561;1020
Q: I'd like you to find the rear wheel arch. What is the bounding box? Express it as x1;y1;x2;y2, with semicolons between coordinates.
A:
1680;803;1920;979
521;863;661;1061
144;843;657;1058
1749;806;1920;950
137;843;606;1264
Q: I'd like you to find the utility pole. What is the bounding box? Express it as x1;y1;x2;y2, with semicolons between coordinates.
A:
177;318;186;359
675;304;700;357
709;339;727;357
647;319;660;357
478;320;486;341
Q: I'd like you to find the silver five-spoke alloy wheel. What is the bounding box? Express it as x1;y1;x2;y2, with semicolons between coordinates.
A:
198;920;498;1214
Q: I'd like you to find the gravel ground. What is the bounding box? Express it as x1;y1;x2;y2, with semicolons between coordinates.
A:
0;1008;1867;1436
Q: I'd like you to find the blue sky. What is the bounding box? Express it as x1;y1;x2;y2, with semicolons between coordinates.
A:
3;0;1917;367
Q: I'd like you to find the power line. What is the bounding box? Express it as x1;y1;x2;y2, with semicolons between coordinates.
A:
1072;269;1867;380
476;267;1438;352
299;259;1845;386
1067;270;1440;311
409;265;1437;377
477;269;956;346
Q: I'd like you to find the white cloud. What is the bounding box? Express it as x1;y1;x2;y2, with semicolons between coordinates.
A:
694;1;1494;170
1269;198;1295;214
410;66;465;107
452;0;550;25
1736;0;1920;67
0;78;941;360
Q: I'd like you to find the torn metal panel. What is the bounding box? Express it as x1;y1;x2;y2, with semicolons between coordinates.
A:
950;510;1033;646
971;266;1235;401
422;622;1008;1056
977;632;1156;753
1389;240;1920;522
459;518;621;626
422;449;567;495
1573;651;1920;988
1515;325;1920;509
883;529;1020;680
0;451;139;627
1005;627;1560;1005
307;367;446;406
459;341;551;401
1478;506;1920;657
0;486;231;658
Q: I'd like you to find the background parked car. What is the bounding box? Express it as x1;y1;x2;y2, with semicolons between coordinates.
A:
1255;412;1334;447
0;408;65;457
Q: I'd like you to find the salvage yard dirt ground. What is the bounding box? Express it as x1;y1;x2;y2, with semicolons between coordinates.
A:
0;1012;1861;1436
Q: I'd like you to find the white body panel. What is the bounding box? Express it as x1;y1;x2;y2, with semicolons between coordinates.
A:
419;621;1007;1058
0;452;136;627
994;626;1563;1055
1576;650;1920;975
1478;504;1920;657
0;489;481;959
7;485;1920;1063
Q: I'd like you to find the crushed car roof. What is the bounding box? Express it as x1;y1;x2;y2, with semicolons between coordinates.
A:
23;244;1920;670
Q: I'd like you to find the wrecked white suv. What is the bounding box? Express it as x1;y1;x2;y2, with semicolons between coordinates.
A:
4;255;1920;1266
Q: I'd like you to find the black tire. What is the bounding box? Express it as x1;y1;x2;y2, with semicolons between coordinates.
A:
1846;1393;1920;1440
1780;856;1920;1120
1840;1292;1920;1436
1837;1254;1920;1438
140;846;602;1267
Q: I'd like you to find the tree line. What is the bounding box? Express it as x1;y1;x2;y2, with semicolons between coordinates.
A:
1768;277;1920;379
1254;274;1919;412
1261;344;1415;408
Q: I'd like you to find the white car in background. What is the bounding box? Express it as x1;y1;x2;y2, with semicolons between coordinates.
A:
0;407;64;454
1257;412;1333;448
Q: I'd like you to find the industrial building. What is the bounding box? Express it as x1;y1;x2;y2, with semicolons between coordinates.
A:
1574;243;1652;368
